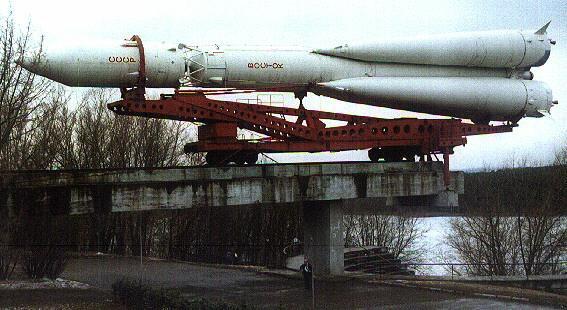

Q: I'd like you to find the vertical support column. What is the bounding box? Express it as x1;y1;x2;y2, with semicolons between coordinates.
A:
303;200;344;276
443;152;451;188
435;152;460;209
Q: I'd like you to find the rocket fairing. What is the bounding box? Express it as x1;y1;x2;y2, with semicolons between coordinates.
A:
17;23;556;123
18;41;185;88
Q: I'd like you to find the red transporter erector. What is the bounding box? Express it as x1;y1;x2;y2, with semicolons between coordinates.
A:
108;87;514;187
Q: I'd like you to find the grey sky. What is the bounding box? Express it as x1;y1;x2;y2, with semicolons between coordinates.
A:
3;0;566;169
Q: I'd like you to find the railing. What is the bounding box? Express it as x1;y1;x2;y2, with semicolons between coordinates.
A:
236;94;285;107
388;261;567;281
284;242;567;280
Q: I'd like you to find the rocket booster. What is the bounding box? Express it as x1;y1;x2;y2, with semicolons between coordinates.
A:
17;24;556;123
314;26;552;68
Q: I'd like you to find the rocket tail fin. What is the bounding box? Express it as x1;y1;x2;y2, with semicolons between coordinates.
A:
535;21;551;35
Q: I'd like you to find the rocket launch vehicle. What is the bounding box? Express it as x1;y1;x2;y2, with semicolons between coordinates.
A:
17;22;556;124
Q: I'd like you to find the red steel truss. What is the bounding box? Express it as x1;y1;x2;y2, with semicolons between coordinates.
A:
108;88;514;185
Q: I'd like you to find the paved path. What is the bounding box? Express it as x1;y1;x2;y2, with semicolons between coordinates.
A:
62;256;552;309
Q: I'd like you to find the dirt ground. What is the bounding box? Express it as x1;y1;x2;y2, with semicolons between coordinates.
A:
0;256;561;309
0;288;118;309
55;256;556;309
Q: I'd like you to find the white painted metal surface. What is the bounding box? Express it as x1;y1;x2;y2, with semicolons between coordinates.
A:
17;24;555;123
21;41;185;88
314;77;553;122
195;50;511;90
314;27;551;69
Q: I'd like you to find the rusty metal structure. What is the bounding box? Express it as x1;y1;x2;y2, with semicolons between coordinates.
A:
107;35;514;186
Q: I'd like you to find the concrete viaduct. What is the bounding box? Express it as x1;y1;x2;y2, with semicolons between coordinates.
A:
0;161;463;276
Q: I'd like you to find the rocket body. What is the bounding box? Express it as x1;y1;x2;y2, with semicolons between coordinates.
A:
18;24;555;123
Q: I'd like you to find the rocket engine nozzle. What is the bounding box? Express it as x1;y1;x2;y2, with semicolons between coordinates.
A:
524;80;554;118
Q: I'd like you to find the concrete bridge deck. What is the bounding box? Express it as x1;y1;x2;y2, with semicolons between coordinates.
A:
0;161;463;276
0;161;463;214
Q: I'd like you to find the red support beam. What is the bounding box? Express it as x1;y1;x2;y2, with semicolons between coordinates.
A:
107;91;515;166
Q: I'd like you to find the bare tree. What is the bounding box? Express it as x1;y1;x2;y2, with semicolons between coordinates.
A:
73;89;114;168
51;88;78;169
516;203;567;275
344;214;427;262
554;137;567;166
447;207;566;276
447;214;521;276
67;88;197;169
446;145;567;276
515;153;567;276
19;86;70;169
0;12;51;169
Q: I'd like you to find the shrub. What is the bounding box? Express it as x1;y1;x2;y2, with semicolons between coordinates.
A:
21;245;68;279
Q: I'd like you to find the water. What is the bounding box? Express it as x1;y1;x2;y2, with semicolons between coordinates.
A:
418;217;454;275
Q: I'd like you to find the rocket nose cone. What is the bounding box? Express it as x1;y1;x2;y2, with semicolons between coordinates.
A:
14;49;44;75
15;56;32;72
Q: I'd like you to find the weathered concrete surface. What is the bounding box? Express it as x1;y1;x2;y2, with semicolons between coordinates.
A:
303;200;345;275
432;189;459;207
0;162;463;215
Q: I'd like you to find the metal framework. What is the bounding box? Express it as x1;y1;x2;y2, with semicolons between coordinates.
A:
109;89;514;186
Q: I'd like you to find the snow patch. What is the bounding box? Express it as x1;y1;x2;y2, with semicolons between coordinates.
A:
0;278;90;290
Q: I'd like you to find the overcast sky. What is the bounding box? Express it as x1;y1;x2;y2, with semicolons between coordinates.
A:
3;0;566;170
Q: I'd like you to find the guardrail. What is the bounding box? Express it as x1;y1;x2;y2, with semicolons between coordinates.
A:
401;261;567;280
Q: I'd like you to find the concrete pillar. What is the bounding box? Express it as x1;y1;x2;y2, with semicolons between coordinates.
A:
303;200;344;276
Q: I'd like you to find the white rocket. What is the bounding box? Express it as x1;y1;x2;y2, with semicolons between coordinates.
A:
17;22;556;124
